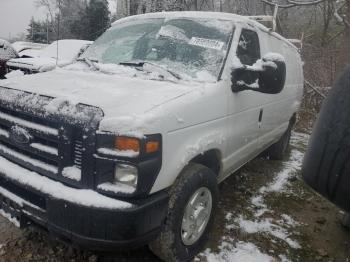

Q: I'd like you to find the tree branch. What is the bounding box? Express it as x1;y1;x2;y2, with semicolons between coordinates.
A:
334;0;350;27
261;0;349;28
261;0;330;9
35;0;58;34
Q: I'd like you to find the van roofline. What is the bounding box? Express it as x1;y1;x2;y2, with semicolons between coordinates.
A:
112;11;264;28
111;11;298;52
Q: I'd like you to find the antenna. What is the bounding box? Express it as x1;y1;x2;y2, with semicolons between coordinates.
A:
56;0;61;66
31;18;34;41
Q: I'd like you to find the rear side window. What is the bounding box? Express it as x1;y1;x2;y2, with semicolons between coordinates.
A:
236;29;261;66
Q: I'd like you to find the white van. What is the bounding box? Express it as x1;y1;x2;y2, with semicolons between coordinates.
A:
0;12;303;262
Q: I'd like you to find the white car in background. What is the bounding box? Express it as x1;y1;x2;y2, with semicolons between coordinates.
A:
11;41;48;58
7;39;92;74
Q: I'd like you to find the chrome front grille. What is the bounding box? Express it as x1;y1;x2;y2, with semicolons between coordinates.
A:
0;107;59;177
0;106;83;183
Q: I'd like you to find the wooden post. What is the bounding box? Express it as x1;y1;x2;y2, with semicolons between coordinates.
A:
56;0;61;66
337;0;350;73
46;14;49;44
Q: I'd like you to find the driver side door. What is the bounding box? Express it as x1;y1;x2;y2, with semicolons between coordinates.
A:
223;28;264;177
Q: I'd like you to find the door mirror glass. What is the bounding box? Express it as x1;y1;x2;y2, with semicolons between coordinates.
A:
231;53;286;94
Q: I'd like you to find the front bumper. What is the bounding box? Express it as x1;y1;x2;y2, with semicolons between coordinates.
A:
0;157;169;250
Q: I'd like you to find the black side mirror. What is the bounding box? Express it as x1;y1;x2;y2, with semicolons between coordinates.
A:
231;53;286;94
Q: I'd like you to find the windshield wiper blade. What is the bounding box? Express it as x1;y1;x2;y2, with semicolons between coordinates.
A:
78;57;100;71
119;61;143;67
119;61;182;80
144;61;182;80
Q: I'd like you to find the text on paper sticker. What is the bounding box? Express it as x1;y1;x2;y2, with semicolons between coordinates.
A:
189;37;224;50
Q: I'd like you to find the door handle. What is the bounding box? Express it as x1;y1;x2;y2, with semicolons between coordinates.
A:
258;109;263;123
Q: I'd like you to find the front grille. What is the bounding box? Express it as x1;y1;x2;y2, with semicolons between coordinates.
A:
0;106;84;185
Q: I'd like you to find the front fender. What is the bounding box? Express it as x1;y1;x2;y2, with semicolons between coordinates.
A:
150;119;226;194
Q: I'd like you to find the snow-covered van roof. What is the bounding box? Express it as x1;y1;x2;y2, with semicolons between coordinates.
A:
112;11;297;51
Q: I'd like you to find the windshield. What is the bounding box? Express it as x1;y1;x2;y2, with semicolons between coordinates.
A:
81;17;234;80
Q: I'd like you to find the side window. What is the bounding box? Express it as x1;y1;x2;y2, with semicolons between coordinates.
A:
236;29;261;66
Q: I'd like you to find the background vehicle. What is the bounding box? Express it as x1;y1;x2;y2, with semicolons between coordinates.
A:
303;66;350;214
7;39;92;74
11;41;47;58
0;39;18;78
0;12;303;261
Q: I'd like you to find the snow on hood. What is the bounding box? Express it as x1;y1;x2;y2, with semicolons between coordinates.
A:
6;57;69;72
11;41;47;53
0;67;197;134
18;49;42;58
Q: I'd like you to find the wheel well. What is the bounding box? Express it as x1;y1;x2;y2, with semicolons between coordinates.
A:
290;113;297;127
189;149;221;176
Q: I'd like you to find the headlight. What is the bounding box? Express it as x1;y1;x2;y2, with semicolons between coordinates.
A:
97;164;138;194
95;133;162;196
114;164;138;187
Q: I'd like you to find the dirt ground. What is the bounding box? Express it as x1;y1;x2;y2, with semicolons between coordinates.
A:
1;132;350;262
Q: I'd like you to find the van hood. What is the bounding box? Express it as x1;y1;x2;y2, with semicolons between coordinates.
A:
0;68;196;119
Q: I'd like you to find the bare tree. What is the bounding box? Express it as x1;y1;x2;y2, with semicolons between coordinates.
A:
35;0;59;34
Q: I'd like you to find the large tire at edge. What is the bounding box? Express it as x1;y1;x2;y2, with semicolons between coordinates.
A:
303;66;350;212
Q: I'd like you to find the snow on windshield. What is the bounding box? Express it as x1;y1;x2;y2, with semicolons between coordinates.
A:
156;24;189;42
81;18;234;81
40;40;91;62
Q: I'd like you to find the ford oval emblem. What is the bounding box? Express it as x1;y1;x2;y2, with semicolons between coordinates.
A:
9;126;32;145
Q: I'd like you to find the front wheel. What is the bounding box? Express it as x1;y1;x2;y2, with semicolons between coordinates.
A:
149;163;218;262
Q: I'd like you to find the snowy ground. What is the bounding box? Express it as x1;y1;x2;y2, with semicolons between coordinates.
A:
196;133;308;262
1;132;350;261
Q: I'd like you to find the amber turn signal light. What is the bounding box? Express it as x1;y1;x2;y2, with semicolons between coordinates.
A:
146;141;159;154
115;137;140;152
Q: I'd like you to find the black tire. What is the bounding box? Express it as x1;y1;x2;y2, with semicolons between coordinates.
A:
267;124;292;160
149;163;218;262
303;66;350;212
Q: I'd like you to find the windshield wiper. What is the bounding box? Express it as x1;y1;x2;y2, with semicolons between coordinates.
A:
119;61;182;80
78;57;100;71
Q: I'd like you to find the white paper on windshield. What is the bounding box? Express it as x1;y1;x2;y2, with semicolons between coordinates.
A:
189;37;224;50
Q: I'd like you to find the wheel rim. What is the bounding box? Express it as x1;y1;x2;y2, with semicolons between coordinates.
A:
181;187;213;246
